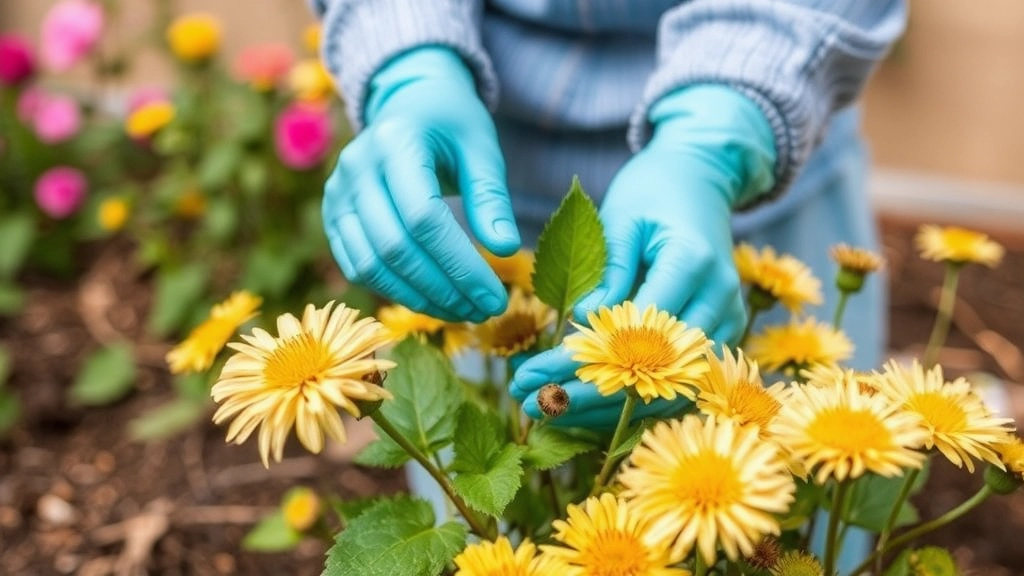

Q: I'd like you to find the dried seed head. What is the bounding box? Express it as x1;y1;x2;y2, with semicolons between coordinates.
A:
537;383;570;418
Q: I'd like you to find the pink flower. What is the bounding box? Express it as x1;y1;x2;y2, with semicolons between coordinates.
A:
40;0;104;71
16;87;45;121
274;103;333;170
16;89;81;143
34;166;87;219
0;35;35;86
234;43;294;91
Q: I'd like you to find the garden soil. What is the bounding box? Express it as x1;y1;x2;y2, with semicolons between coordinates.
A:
1;218;1023;576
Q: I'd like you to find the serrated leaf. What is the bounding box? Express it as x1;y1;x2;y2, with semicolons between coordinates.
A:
843;471;925;532
324;496;466;576
0;213;36;279
524;425;596;470
376;338;463;457
330;496;382;524
242;511;302;552
69;343;137;406
450;404;524;517
129;398;207;441
148;263;210;337
532;176;606;314
354;437;410;468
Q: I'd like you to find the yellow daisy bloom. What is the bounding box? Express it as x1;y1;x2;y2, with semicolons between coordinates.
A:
289;59;334;102
769;376;927;484
733;243;823;313
455;537;567;576
98;197;129;232
475;288;555;357
481;248;536;293
565;302;710;403
541;494;689;576
618;415;796;564
282;487;321;531
166;13;222;62
996;436;1024;480
915;224;1004;268
211;301;395;467
830;244;883;274
126;101;175;139
800;363;879;397
691;346;789;436
377;303;445;340
746;318;853;374
872;360;1014;473
442;322;475;357
166;291;263;374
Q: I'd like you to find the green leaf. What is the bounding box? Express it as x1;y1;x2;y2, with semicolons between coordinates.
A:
779;479;828;531
198;141;242;190
0;345;11;385
324;496;466;576
354;438;411;468
450;403;524;517
239;156;269;198
201;197;240;244
532;176;606;314
148;263;210;337
240;244;301;299
0;281;24;316
843;470;926;532
0;390;20;436
524;424;596;470
0;213;36;279
69;343;137;406
241;511;303;552
607;417;662;462
330;496;382;524
129;397;208;441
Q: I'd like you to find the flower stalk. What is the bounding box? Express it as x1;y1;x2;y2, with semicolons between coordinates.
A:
591;391;638;495
873;467;920;575
823;480;851;576
922;262;962;368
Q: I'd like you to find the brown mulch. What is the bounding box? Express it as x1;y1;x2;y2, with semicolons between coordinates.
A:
1;220;1023;575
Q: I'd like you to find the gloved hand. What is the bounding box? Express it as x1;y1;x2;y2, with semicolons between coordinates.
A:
322;47;520;323
511;84;777;428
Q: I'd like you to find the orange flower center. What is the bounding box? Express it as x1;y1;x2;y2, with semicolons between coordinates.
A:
263;333;331;389
609;326;676;369
807;408;892;454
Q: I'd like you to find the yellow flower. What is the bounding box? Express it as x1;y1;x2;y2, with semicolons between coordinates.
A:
770;551;824;576
872;360;1014;473
166;291;263;374
618;415;796;564
289;59;334;102
802;363;878;396
996;436;1024;479
282;487;321;531
454;537;567;576
167;13;222;62
442;322;474;357
915;224;1004;268
302;23;322;55
481;248;536;293
541;494;690;576
175;187;207;219
475;288;554;357
830;244;883;275
769;376;927;484
211;301;395;466
733;243;823;312
565;302;710;403
691;346;789;436
377;303;446;340
98;197;129;232
125;101;175;139
746;318;853;374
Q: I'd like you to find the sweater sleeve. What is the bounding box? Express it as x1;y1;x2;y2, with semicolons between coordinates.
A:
315;0;499;131
628;1;907;201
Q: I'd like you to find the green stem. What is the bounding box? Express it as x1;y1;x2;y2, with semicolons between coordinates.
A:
590;392;639;495
552;309;570;347
832;291;851;330
847;485;992;576
738;307;761;348
873;468;920;575
922;263;962;368
694;552;708;576
370;412;493;538
541;470;561;516
823;481;852;576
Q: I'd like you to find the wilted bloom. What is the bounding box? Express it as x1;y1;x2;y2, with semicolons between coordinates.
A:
288;59;334;101
234;43;294;91
34;166;86;219
0;35;36;85
18;90;81;144
734;243;823;313
126;100;175;139
166;291;262;374
167;13;221;62
273;102;333;169
915;224;1004;268
40;0;104;71
98;197;129;232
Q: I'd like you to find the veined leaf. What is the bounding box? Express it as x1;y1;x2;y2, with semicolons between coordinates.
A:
450;403;524;517
524;424;596;470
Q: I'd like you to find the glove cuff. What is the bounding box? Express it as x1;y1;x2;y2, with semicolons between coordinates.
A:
364;47;479;124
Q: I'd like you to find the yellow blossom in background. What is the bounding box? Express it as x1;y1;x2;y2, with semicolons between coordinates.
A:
302;23;322;55
769;376;927;484
454;537;567;576
618;415;796;565
540;494;689;576
175;187;207;219
746;317;853;374
98;197;129;232
282;487;321;531
733;243;823;312
566;302;710;403
915;224;1004;268
167;13;222;62
996;436;1024;479
166;291;262;374
474;288;554;357
125;101;175;139
830;244;883;275
442;322;474;357
872;359;1014;473
211;301;395;467
377;303;445;341
289;59;334;102
802;363;878;396
481;248;536;293
692;346;788;436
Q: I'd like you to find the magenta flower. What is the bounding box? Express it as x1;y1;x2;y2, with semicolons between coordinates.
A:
0;35;35;86
16;89;81;143
40;0;104;71
274;103;333;170
35;167;87;219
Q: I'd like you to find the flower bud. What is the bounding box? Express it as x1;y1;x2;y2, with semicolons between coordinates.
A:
984;463;1022;495
537;383;570;418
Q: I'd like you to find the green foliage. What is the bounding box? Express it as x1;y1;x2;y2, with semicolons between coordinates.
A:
532;176;607;315
68;343;137;406
524;424;597;470
0;281;23;316
884;547;958;576
843;468;929;532
324;496;466;576
148;263;210;337
242;511;303;553
450;404;525;518
0;346;19;436
0;213;35;279
129;397;208;441
354;437;410;468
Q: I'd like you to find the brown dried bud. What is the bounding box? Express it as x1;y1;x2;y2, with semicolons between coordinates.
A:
747;536;782;572
355;370;389;418
537;384;570;418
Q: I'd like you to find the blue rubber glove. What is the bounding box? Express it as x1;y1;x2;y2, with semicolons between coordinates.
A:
511;85;777;428
322;47;520;323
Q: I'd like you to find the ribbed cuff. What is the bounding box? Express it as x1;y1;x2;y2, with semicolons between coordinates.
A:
320;0;499;131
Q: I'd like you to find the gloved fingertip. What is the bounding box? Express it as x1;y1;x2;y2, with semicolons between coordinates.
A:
482;218;521;257
522;395;543;420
